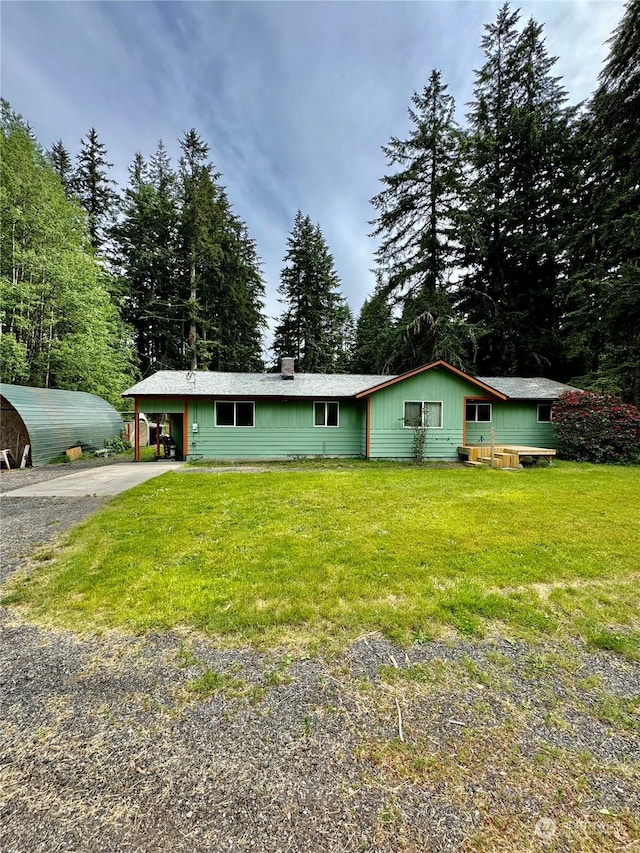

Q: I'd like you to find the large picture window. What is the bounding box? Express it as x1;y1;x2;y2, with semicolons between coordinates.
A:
314;401;339;427
466;402;492;422
403;401;442;429
215;401;254;427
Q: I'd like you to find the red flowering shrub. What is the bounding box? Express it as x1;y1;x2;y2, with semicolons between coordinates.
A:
553;391;640;464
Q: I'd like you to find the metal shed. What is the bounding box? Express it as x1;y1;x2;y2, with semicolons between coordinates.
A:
0;384;123;466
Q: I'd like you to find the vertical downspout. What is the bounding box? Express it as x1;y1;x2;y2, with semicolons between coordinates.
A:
183;397;189;460
134;398;140;462
156;415;160;459
366;396;371;459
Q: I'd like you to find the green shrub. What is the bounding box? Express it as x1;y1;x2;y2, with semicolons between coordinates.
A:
104;436;132;454
553;391;640;464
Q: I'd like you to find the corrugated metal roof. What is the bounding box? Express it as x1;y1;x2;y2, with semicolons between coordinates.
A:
123;369;579;403
0;384;123;466
475;377;580;400
122;371;392;399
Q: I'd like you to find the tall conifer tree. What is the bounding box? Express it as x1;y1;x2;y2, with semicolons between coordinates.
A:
114;133;265;373
112;145;180;374
74;127;119;253
457;4;575;376
370;70;469;371
351;279;395;374
177;129;217;370
210;218;266;372
566;0;640;403
49;139;74;198
176;129;265;372
273;211;352;372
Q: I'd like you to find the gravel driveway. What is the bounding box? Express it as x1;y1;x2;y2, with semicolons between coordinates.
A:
1;462;109;582
1;463;638;852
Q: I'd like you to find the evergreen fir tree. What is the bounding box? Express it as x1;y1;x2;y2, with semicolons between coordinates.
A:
351;279;395;374
457;4;575;376
177;129;223;370
114;134;265;374
74;127;119;253
272;212;352;373
566;0;640;403
393;286;476;373
202;211;266;372
112;145;181;374
48;139;74;198
176;129;265;371
370;69;469;370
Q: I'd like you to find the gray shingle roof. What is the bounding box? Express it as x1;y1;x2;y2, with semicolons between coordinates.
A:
476;377;579;400
123;370;579;401
122;371;392;399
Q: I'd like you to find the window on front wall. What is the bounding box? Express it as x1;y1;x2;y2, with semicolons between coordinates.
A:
215;401;254;427
466;402;492;422
314;401;339;427
537;403;552;422
403;401;442;429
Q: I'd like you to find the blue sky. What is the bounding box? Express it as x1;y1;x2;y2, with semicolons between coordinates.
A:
1;0;625;351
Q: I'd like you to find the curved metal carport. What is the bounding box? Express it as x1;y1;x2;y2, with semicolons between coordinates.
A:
0;383;123;466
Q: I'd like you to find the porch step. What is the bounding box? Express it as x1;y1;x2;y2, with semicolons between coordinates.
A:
463;460;483;467
476;452;517;469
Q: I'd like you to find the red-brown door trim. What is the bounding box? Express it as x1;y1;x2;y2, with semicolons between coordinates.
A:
183;398;189;459
366;397;371;459
134;397;140;462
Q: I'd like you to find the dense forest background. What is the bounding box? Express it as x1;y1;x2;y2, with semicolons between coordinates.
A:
1;2;638;407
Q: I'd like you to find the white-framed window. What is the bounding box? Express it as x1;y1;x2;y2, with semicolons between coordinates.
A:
314;401;339;427
403;401;443;429
537;403;552;423
466;402;492;422
215;401;255;427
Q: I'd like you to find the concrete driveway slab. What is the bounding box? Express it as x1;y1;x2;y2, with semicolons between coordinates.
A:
1;462;183;497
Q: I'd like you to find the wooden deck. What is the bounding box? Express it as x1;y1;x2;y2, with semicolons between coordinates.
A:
458;444;557;468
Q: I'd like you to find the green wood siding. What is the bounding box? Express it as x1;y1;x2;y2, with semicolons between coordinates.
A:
138;397;185;414
465;401;557;447
368;371;480;460
182;398;365;459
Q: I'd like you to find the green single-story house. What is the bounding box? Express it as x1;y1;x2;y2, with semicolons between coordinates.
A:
122;359;577;462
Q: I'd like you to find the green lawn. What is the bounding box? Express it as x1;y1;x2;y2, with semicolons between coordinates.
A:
4;462;640;655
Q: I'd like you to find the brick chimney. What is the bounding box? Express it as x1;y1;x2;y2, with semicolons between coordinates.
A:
280;356;295;380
